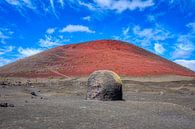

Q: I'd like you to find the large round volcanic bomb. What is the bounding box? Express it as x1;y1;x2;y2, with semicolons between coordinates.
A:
86;70;123;101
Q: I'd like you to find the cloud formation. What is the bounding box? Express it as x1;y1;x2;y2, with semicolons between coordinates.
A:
18;47;42;57
0;28;13;44
83;16;91;21
154;43;165;54
0;0;155;20
39;35;64;48
132;24;172;47
59;0;64;8
172;22;195;59
174;59;195;71
78;1;96;11
93;0;154;13
5;0;35;9
61;25;95;33
172;43;194;59
186;22;195;32
0;31;9;40
123;27;129;37
46;28;56;34
0;57;12;67
0;46;14;55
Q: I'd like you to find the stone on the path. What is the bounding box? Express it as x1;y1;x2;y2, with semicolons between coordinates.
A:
31;91;38;96
0;103;14;107
86;70;123;101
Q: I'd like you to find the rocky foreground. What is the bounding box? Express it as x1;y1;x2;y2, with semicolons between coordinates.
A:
0;76;195;129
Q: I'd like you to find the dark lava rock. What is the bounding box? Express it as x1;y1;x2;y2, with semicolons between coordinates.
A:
86;70;123;101
0;103;14;107
177;88;194;95
1;81;7;86
31;91;38;96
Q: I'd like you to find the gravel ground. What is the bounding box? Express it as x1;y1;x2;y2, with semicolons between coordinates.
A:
0;76;195;129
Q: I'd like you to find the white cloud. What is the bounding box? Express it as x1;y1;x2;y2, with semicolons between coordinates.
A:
0;46;41;67
39;35;69;48
40;27;70;48
18;47;42;57
49;0;58;17
0;57;13;67
5;0;35;9
94;0;155;13
39;36;61;48
147;15;156;22
154;43;165;54
0;46;14;55
174;59;195;71
123;27;129;36
78;1;96;11
167;0;195;11
78;0;154;13
147;13;166;22
2;0;155;17
59;0;64;7
0;28;13;44
112;35;121;40
172;34;195;59
61;24;95;33
186;22;195;32
3;0;37;17
5;0;21;6
133;25;170;41
4;0;64;16
132;24;172;46
0;31;9;40
83;16;91;21
46;28;55;34
172;50;191;59
120;27;130;40
177;42;193;51
22;0;35;9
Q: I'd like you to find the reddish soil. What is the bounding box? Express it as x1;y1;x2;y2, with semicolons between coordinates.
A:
0;40;195;78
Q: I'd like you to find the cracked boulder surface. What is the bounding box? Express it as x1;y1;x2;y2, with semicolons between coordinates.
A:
86;70;123;101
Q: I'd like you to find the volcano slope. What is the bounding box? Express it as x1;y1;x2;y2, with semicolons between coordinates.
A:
0;40;194;78
1;40;195;129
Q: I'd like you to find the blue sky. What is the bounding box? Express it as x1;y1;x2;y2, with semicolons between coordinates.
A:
0;0;195;71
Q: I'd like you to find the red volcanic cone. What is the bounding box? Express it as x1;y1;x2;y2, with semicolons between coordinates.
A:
0;40;194;78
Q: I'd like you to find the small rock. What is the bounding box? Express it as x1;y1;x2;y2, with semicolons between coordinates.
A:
160;91;164;95
31;91;37;96
0;103;8;107
8;104;14;107
0;103;14;107
1;82;7;86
